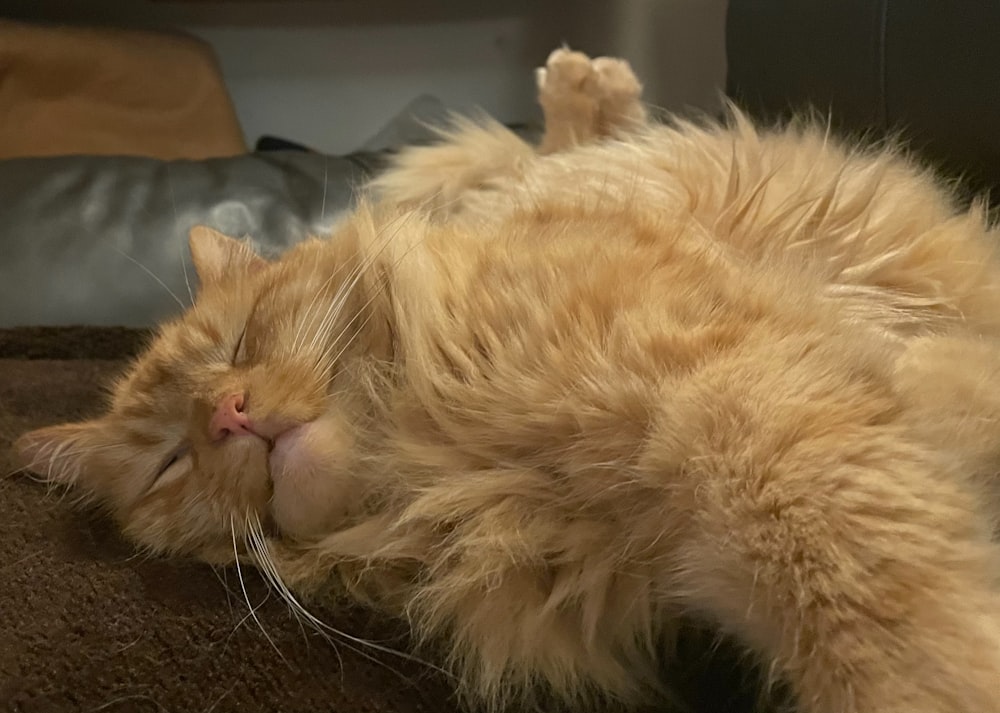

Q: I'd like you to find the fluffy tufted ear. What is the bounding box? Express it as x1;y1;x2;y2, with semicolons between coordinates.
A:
14;421;108;490
188;225;266;288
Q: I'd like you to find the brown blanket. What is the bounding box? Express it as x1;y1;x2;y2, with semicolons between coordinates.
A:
0;328;770;713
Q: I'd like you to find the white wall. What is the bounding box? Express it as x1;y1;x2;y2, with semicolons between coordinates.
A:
4;0;728;154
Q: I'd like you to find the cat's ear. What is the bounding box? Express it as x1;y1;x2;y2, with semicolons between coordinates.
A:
188;225;266;288
14;421;106;489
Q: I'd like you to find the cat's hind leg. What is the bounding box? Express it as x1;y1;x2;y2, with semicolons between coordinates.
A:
369;48;648;216
537;48;648;154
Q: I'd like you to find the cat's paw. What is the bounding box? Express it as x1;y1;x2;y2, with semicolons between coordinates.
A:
536;48;646;153
535;47;597;98
591;56;646;128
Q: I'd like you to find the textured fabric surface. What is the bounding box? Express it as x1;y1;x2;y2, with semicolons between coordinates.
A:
0;328;776;713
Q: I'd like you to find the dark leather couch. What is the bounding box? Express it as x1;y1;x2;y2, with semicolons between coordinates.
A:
727;0;1000;202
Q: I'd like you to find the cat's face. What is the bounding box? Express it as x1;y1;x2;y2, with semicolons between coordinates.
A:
16;226;389;563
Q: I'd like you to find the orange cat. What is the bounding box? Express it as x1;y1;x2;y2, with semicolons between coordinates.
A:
17;49;1000;713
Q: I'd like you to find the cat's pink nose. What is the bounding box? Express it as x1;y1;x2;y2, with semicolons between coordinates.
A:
209;392;256;441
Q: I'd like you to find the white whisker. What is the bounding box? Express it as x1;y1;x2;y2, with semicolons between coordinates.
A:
291;264;347;357
320;156;329;224
166;165;195;306
89;692;168;713
114;246;185;311
308;210;426;375
201;684;236;713
245;514;450;682
230;514;286;661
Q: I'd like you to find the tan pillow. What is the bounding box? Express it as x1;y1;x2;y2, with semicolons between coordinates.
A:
0;20;246;160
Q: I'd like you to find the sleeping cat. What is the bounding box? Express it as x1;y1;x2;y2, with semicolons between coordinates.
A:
16;49;1000;713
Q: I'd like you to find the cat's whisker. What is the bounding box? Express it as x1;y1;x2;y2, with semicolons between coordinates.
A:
298;201;436;376
315;281;384;373
230;514;286;662
242;515;349;669
18;441;127;489
285;231;384;362
291;262;352;357
298;257;364;360
209;564;240;617
306;209;410;349
314;212;401;335
0;548;45;574
291;265;334;356
308;273;360;357
113;245;186;311
166;165;195;306
180;248;194;307
223;594;273;649
320;156;329;224
312;217;426;374
242;513;313;645
88;692;169;713
322;310;379;382
303;228;394;364
200;683;237;713
245;513;444;683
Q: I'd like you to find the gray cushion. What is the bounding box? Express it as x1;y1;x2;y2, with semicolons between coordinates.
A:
0;151;362;327
0;95;460;328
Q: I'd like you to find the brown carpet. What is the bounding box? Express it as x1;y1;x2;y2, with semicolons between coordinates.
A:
0;328;456;713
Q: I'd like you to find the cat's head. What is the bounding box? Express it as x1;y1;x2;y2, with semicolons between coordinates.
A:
15;223;394;563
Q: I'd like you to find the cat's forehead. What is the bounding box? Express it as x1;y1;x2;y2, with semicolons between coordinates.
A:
159;310;234;363
113;310;236;406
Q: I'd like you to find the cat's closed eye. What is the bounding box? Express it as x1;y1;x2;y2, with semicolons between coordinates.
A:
232;324;248;366
154;445;189;481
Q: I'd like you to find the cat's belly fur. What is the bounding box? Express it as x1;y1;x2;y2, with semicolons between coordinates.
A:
329;194;1000;711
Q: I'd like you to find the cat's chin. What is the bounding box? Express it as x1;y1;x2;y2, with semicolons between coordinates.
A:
267;417;359;540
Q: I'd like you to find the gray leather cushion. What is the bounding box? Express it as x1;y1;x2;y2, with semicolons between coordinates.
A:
0;95;457;328
0;151;362;327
